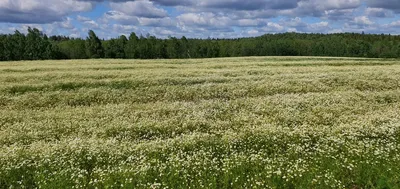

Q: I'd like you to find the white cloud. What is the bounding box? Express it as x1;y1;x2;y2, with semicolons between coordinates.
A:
110;1;168;18
354;16;374;26
77;15;92;22
0;0;93;23
261;22;285;32
247;29;259;35
288;0;361;17
307;21;330;32
2;0;400;39
237;19;265;27
367;0;400;11
177;12;234;30
366;8;393;18
104;11;140;25
386;20;400;28
139;17;176;27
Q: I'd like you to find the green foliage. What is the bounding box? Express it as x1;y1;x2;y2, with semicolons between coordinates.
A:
125;32;139;59
0;29;58;61
0;35;4;61
1;30;26;61
3;28;400;61
85;30;104;58
24;27;52;60
166;37;180;58
104;35;127;59
58;39;87;59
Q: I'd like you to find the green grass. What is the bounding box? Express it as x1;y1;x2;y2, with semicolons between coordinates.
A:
1;57;400;188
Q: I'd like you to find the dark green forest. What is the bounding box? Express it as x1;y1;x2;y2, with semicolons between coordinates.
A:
1;27;400;61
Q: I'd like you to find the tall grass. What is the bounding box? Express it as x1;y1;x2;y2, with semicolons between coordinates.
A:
1;57;400;188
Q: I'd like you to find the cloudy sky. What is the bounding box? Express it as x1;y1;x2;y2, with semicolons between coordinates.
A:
0;0;400;39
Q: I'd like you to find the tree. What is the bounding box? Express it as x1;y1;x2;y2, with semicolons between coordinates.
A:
166;37;180;58
58;39;87;59
155;40;167;59
47;42;64;60
5;30;26;61
104;40;116;58
125;32;139;59
4;27;400;61
136;34;148;59
180;36;189;58
0;35;5;61
24;27;53;60
85;30;104;58
116;35;128;58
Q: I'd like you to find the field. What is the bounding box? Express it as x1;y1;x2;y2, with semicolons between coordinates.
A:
1;57;400;188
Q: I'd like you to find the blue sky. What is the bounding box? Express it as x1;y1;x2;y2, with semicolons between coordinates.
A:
1;0;400;39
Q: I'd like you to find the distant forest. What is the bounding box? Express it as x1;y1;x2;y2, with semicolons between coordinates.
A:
1;27;400;61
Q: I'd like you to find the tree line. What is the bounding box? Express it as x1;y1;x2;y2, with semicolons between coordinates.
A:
1;27;400;61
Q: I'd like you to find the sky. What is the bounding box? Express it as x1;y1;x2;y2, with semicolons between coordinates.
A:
1;0;400;39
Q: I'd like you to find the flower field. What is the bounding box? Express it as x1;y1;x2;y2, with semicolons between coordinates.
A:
1;57;400;188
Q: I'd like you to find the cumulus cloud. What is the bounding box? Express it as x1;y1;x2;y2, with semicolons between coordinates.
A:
80;0;298;10
237;19;266;27
384;20;400;28
365;8;393;18
289;0;361;17
77;0;190;6
2;0;400;39
307;21;330;32
284;17;307;28
279;17;331;33
342;16;378;32
366;0;400;11
58;17;75;29
177;12;276;30
177;13;231;28
139;17;176;27
77;15;92;22
110;1;168;18
104;11;140;25
247;29;260;36
195;0;299;11
353;16;374;26
0;0;93;23
323;9;355;21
